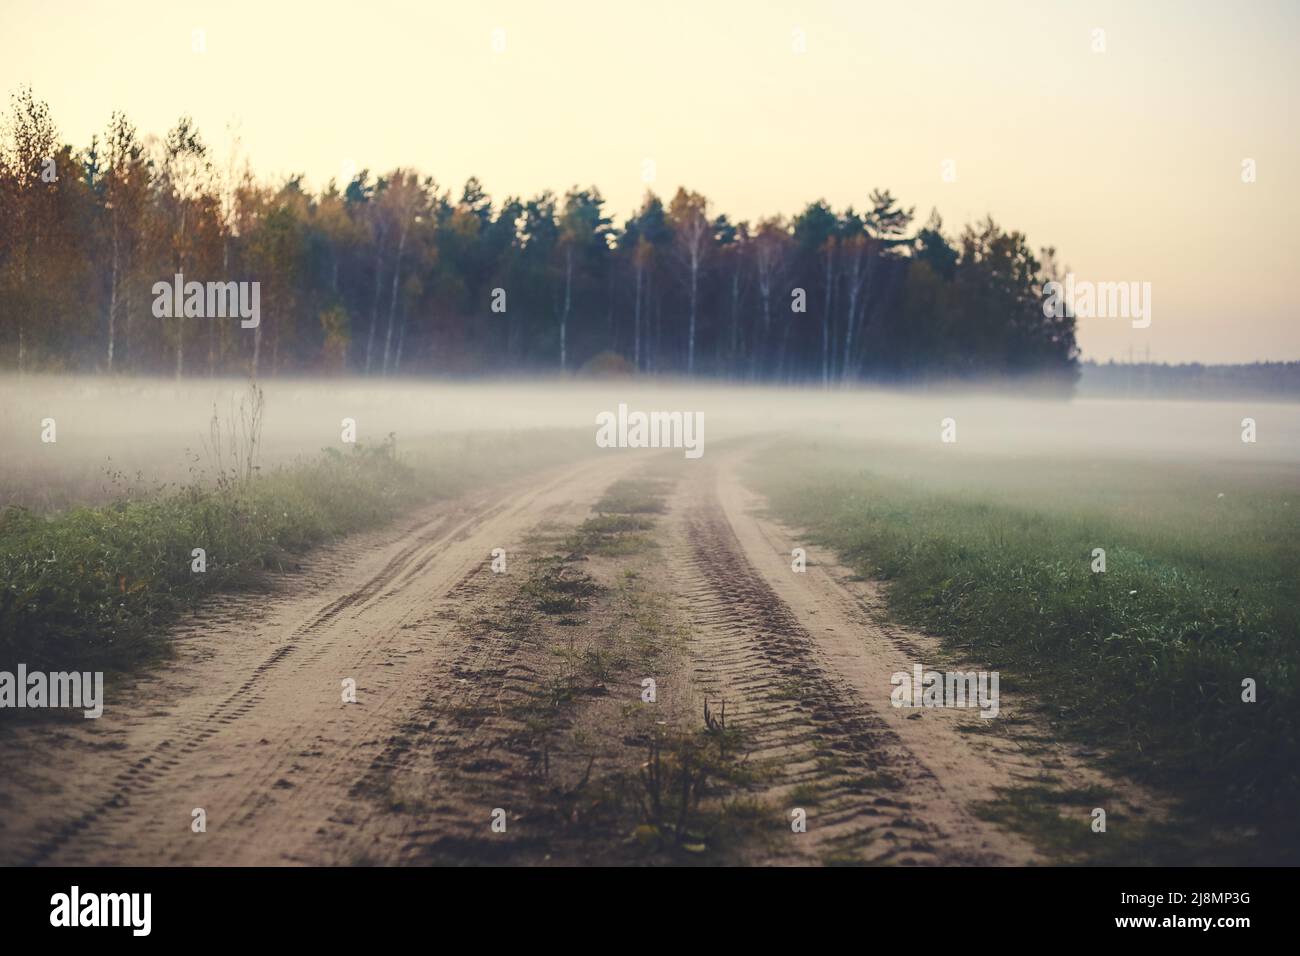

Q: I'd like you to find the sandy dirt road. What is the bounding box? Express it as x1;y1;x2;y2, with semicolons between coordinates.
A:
0;444;1138;865
679;450;1142;864
0;454;642;865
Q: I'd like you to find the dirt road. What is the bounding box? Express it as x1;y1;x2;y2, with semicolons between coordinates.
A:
0;446;1138;865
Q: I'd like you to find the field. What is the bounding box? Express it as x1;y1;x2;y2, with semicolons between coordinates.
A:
750;438;1300;860
1;375;1296;864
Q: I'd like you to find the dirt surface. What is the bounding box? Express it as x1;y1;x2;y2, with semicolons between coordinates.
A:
0;455;640;865
0;445;1150;865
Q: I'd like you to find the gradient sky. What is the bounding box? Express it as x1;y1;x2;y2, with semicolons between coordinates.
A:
2;0;1297;363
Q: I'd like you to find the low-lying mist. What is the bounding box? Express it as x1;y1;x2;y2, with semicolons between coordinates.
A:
3;373;1297;511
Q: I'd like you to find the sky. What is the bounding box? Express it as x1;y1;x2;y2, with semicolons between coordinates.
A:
2;0;1297;364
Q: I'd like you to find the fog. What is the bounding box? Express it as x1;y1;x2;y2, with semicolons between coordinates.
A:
3;373;1297;511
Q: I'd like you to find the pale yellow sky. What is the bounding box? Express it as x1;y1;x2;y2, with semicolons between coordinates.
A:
2;0;1297;362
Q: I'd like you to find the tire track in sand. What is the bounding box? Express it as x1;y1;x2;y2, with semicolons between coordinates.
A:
2;454;640;866
669;460;1035;864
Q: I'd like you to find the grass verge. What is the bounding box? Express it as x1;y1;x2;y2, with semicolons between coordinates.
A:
0;427;591;678
748;439;1300;861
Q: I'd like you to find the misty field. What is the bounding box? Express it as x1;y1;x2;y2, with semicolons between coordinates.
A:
0;375;601;674
3;374;1297;860
4;373;1296;508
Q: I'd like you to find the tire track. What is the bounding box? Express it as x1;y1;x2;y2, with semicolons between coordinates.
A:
3;454;638;866
671;475;1001;865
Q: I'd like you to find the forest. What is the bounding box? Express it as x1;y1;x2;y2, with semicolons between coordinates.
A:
0;87;1079;384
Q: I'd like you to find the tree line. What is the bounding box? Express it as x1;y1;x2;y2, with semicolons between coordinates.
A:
1079;360;1300;401
0;87;1079;383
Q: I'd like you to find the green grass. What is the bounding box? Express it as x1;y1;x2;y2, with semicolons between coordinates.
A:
0;429;591;677
592;479;670;515
523;559;600;616
617;723;765;857
749;439;1300;860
